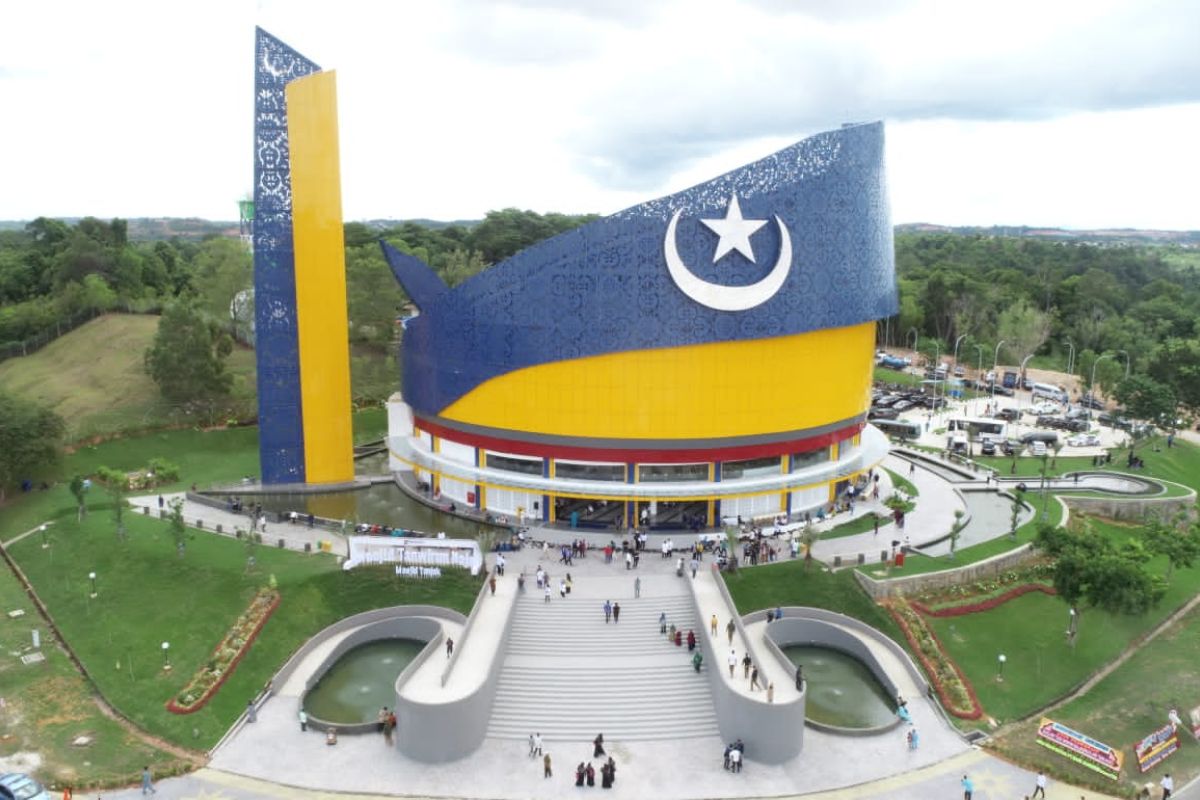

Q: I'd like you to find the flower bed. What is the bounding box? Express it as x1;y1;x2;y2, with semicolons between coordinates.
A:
886;597;983;719
166;587;280;714
913;583;1057;618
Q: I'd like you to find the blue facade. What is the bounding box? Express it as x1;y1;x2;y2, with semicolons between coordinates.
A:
388;122;897;419
253;28;320;484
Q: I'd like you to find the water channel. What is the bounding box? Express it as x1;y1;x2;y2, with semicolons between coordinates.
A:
303;639;425;724
783;645;896;729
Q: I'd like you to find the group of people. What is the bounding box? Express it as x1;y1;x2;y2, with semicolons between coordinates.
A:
722;739;747;772
570;734;618;788
376;706;397;744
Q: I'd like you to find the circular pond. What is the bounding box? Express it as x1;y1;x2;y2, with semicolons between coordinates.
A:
304;639;424;724
784;645;896;729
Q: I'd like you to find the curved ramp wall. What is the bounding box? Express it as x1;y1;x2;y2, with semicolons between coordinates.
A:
693;569;805;763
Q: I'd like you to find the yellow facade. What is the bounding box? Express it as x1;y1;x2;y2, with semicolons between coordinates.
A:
441;322;875;439
286;71;353;484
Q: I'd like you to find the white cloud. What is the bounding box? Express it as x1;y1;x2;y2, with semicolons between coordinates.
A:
0;0;1195;229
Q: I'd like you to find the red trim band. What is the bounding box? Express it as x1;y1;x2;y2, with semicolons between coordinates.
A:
412;416;862;463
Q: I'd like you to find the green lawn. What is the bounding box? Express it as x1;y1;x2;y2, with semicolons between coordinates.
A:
7;511;482;749
725;560;905;644
0;551;185;791
928;519;1200;723
0;314;256;442
991;601;1200;796
822;512;891;540
976;436;1200;494
884;467;919;497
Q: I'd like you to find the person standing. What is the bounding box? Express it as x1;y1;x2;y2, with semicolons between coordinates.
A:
446;637;454;658
604;600;613;623
1162;773;1174;799
726;619;736;645
543;752;552;778
613;602;621;623
750;666;760;691
593;733;606;757
742;652;752;679
298;708;308;731
533;732;543;757
246;699;257;723
711;614;718;636
1032;770;1047;799
489;574;497;595
544;584;551;603
141;766;156;795
690;557;699;578
961;774;974;800
728;649;737;678
767;683;774;703
634;576;641;598
659;611;667;635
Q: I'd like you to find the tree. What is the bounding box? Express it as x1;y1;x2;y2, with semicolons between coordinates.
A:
1008;489;1023;539
144;302;233;407
1113;374;1177;427
95;466;129;542
1147;338;1200;412
167;497;187;557
69;474;89;521
0;392;64;503
996;298;1052;367
1143;514;1200;582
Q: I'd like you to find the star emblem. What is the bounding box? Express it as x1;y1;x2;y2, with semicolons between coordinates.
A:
701;195;767;263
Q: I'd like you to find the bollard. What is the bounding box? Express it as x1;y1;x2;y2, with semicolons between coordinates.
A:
857;553;865;565
277;538;285;548
833;555;842;567
881;550;889;562
196;519;204;529
142;506;149;515
304;542;312;553
216;524;223;534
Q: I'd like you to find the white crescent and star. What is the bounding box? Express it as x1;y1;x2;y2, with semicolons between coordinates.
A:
663;194;793;312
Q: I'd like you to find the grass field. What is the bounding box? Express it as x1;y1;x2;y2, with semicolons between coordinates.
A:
0;314;256;442
0;551;185;791
7;511;482;749
990;601;1200;796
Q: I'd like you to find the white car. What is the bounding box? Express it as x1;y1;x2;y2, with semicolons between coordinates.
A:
1029;402;1058;415
1067;433;1101;447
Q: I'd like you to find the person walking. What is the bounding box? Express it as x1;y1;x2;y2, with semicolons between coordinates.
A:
543;752;552;778
489;574;497;595
141;766;156;795
690;556;699;578
750;666;760;691
634;576;641;598
299;708;308;731
544;584;551;603
742;652;752;679
726;619;736;645
767;683;774;703
446;637;454;658
246;699;257;723
1032;770;1047;798
1162;773;1174;799
961;773;974;800
728;649;737;678
604;600;613;623
659;611;667;635
532;732;544;757
711;614;718;636
612;602;621;623
593;733;606;757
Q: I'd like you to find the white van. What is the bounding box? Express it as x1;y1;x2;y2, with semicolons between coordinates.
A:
1031;382;1068;404
1030;440;1048;457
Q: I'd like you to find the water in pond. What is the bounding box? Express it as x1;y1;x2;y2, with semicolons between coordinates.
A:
251;482;486;540
304;639;425;724
784;645;896;729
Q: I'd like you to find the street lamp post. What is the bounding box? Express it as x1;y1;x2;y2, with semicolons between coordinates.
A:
1020;354;1034;395
974;345;985;415
88;571;97;598
991;340;1006;412
997;653;1007;682
930;341;941;411
1118;349;1131;380
39;524;49;549
907;328;918;359
1090;353;1113;396
161;641;171;671
1064;339;1075;376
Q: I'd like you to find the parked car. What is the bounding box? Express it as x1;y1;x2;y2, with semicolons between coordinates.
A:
1020;430;1059;445
1079;394;1105;410
996;408;1021;422
868;407;900;420
1067;433;1102;447
0;774;49;800
953;365;966;377
1029;402;1058;415
1030;440;1048;457
1001;440;1020;456
980;439;997;456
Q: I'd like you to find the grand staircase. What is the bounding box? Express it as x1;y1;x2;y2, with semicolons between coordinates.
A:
486;575;720;742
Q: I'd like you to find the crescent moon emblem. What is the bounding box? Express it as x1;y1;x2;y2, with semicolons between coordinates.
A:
663;210;792;311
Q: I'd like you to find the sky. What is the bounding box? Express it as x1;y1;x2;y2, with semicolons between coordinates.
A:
1;0;1198;230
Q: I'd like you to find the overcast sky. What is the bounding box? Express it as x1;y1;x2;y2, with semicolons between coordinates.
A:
1;0;1197;229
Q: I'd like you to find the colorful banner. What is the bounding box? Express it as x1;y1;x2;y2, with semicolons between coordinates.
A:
1036;718;1123;780
1135;724;1179;772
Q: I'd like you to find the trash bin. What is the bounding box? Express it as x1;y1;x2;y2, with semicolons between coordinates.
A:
894;552;906;567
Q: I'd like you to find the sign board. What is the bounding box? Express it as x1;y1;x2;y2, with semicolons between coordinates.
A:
1134;724;1179;773
1036;718;1123;780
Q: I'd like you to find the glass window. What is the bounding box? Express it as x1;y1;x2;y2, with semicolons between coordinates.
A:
722;456;782;480
555;462;625;482
485;454;542;475
638;463;708;482
790;448;830;471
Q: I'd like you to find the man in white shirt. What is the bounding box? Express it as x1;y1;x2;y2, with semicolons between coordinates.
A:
1162;773;1174;799
1032;770;1046;798
727;649;737;678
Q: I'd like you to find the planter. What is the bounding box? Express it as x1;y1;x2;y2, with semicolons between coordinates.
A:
886;598;983;720
166;588;280;714
913;584;1058;618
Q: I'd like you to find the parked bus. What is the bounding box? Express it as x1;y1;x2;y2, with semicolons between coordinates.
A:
947;417;1006;438
872;419;922;440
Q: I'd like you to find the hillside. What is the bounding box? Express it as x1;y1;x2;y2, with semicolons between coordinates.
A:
0;314;256;442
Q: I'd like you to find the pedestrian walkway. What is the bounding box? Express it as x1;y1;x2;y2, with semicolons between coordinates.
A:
129;492;340;554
